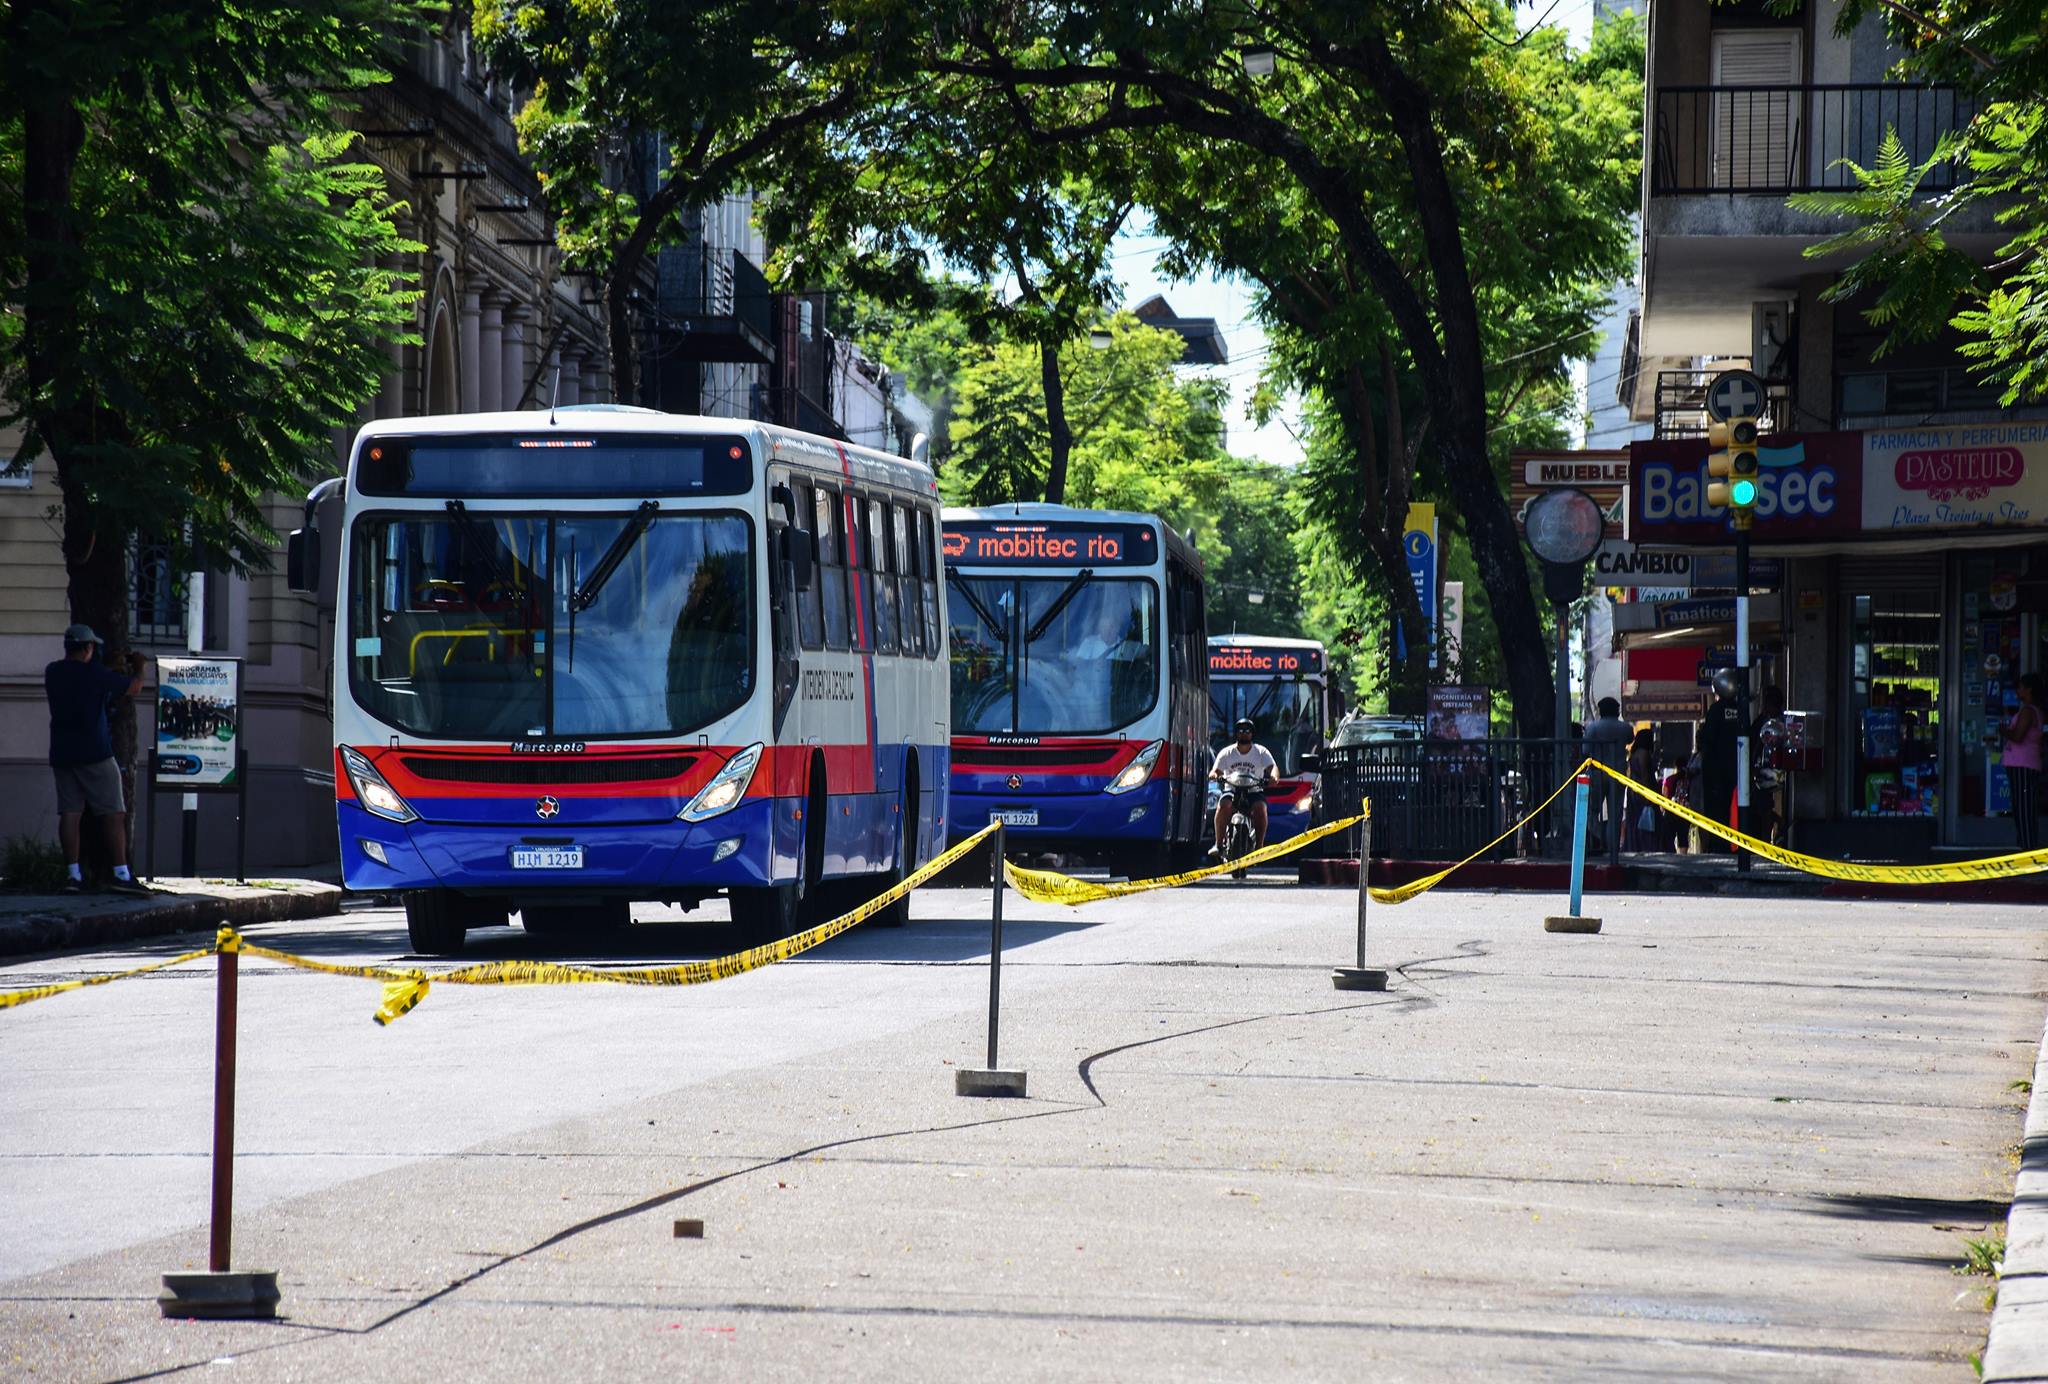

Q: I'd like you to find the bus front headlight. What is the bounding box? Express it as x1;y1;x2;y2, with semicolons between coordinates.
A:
340;746;418;824
1105;740;1163;795
681;743;763;822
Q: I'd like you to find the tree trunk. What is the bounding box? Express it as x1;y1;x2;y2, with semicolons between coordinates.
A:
1041;341;1072;504
605;273;637;405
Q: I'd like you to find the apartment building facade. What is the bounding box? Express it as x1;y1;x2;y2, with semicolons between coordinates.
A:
1617;0;2048;857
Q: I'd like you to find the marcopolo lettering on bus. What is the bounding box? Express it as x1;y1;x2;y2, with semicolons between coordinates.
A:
1638;461;1837;525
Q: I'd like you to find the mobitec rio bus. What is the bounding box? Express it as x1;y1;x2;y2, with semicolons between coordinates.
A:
942;504;1210;871
1207;635;1331;844
290;408;950;954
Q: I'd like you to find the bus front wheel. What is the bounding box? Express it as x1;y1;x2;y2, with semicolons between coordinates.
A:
404;890;469;957
729;882;802;942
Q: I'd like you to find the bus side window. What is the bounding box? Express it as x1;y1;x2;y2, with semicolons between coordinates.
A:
868;496;898;654
892;502;920;657
1166;563;1188;682
794;481;823;650
815;485;850;651
919;508;940;657
846;492;874;653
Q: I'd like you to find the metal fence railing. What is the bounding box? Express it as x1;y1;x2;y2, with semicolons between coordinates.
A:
1312;738;1592;862
1652;83;1972;196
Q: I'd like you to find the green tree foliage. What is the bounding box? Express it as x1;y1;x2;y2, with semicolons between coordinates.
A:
0;0;426;686
908;0;1641;733
928;311;1301;635
1787;0;2048;404
473;1;882;402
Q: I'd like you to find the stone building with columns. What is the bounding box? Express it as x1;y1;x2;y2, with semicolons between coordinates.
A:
0;19;926;875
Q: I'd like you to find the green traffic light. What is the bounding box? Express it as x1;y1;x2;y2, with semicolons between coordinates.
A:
1730;477;1758;506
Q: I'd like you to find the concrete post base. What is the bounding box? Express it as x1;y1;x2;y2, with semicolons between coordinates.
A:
1543;916;1602;933
955;1068;1027;1098
1331;968;1389;991
159;1270;280;1319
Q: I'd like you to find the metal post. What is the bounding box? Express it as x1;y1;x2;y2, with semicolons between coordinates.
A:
159;940;279;1319
234;751;248;885
1735;526;1752;873
956;824;1026;1096
182;554;204;878
208;945;237;1272
986;823;1004;1071
1545;771;1601;933
1568;772;1590;917
1333;799;1388;990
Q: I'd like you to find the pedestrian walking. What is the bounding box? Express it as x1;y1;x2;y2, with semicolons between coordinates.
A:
1697;673;1743;851
1582;697;1632;851
2001;671;2044;851
44;625;149;894
1624;726;1659;851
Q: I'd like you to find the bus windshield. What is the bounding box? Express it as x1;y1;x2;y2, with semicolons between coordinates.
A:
1211;676;1323;776
347;511;753;739
947;575;1158;734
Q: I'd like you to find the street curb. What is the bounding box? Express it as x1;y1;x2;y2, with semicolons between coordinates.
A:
1983;1007;2048;1382
0;882;342;958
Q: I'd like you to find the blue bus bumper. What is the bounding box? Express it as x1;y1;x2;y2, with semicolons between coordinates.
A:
947;777;1173;848
337;798;788;895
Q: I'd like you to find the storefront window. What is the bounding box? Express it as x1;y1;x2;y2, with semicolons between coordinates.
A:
1957;555;2027;825
1848;592;1941;816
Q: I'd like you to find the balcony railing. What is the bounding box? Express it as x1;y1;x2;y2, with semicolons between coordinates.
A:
657;244;775;364
1653;83;1974;195
1654;364;1790;439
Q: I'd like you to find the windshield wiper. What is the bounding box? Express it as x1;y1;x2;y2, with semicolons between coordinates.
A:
1247;675;1282;722
572;500;658;613
954;581;1009;646
445;500;514;592
1024;568;1095;644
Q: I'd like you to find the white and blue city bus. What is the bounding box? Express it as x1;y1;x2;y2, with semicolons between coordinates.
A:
290;407;950;955
1207;635;1331;845
942;504;1210;871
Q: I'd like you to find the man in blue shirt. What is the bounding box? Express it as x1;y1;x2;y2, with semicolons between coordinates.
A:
45;624;149;894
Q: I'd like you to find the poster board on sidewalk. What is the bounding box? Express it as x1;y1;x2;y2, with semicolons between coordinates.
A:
1426;686;1490;742
152;656;242;791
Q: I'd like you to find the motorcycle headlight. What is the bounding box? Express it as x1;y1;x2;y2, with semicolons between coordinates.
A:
681;743;763;822
340;746;418;824
1106;739;1164;794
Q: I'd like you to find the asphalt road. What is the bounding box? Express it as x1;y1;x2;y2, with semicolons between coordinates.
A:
1;879;2039;1381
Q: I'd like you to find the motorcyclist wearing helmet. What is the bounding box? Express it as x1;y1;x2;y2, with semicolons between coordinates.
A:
1210;717;1280;856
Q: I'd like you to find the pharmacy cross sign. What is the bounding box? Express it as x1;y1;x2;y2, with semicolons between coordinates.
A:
1704;368;1765;423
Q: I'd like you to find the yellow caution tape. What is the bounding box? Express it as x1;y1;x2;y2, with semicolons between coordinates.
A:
0;942;219;1012
1004;811;1368;905
0;822;1001;1022
1588;759;2048;884
1005;756;1591;909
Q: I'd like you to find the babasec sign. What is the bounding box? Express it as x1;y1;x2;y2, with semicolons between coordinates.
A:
1631;427;2048;544
1629;432;1862;544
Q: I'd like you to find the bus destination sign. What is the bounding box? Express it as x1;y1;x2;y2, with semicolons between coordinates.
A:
1210;645;1323;675
942;522;1156;567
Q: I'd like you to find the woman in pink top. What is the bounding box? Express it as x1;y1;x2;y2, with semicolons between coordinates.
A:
2000;672;2044;850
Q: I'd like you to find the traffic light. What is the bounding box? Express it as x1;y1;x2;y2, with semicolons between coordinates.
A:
1707;415;1760;529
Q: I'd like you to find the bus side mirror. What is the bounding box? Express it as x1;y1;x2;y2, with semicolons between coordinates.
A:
780;526;815;592
287;528;318;593
1298;750;1321;772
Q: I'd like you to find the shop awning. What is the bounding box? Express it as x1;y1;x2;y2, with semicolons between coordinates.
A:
1612;593;1782;648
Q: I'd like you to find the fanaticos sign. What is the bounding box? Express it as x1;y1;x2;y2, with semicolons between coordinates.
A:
1628;426;2048;543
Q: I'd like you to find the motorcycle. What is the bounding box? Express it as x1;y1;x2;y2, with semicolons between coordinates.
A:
1217;767;1266;879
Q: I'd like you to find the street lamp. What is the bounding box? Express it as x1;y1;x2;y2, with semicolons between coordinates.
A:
1088;326;1114;350
1240;45;1277;78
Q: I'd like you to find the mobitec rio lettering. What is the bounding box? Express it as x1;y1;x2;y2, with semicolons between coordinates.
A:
1637;461;1836;525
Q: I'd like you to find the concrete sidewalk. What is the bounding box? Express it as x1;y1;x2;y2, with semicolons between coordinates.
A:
0;877;342;957
0;885;2036;1380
